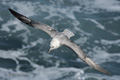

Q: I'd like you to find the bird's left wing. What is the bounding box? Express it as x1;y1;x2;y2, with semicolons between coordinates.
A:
63;40;110;74
9;8;57;38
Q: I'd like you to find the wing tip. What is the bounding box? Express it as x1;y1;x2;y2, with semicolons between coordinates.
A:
9;8;32;25
9;8;19;17
102;70;111;75
85;57;111;75
105;71;111;75
8;8;12;12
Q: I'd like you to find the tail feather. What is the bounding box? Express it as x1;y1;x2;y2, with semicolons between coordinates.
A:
63;29;74;38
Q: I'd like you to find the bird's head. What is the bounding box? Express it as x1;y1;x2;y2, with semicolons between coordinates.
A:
48;38;60;53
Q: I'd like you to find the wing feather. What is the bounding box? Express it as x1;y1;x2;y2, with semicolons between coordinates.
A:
9;8;57;37
64;40;110;74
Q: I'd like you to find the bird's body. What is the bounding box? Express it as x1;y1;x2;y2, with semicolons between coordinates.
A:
50;35;62;50
9;8;110;74
49;32;68;51
51;37;61;48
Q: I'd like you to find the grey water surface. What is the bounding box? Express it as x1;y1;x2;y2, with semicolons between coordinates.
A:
0;0;120;80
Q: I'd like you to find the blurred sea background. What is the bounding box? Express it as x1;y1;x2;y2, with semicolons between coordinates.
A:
0;0;120;80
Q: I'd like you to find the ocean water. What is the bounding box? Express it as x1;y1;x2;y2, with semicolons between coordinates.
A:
0;0;120;80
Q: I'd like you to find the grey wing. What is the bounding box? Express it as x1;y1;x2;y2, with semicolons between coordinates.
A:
64;40;110;74
9;8;57;37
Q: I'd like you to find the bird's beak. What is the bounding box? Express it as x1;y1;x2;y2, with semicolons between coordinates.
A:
48;48;52;53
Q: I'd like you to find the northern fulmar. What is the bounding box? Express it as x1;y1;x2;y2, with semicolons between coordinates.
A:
9;8;110;74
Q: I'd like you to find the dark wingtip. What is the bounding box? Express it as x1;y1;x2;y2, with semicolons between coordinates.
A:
9;8;22;18
8;8;32;25
9;8;13;12
9;8;15;15
8;8;12;12
9;8;14;15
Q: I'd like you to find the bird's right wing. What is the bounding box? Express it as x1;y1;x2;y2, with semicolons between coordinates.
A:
9;8;57;38
63;40;110;74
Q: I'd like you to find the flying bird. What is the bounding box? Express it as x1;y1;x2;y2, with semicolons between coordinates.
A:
9;8;110;74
